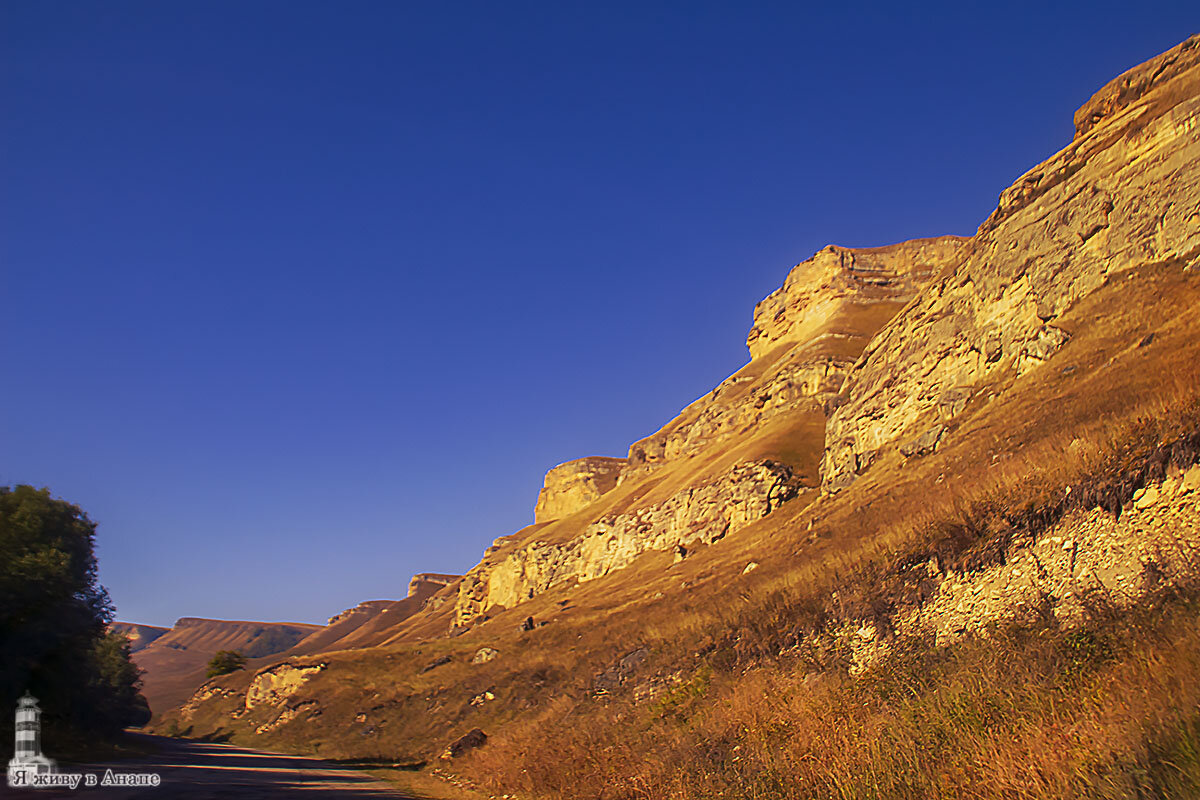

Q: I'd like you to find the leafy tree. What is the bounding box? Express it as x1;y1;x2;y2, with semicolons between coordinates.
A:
91;630;152;727
0;485;149;749
206;650;247;678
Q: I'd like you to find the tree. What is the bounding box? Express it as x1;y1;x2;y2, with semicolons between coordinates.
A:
206;650;247;678
0;485;149;749
91;630;152;727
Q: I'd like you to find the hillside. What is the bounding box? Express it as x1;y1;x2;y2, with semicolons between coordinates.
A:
125;617;321;714
157;35;1200;799
110;621;169;653
285;573;459;655
117;572;460;717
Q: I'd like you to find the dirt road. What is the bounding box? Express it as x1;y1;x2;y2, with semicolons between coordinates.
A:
7;733;418;798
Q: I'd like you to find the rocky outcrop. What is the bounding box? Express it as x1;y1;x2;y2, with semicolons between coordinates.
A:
408;572;458;597
1074;34;1200;139
456;460;803;625
322;575;455;629
836;464;1200;676
244;663;326;711
177;662;327;733
534;457;627;522
625;349;849;477
745;237;967;361
179;682;238;721
289;572;460;655
621;237;965;481
326;600;396;627
472;647;499;664
441;728;487;759
911;466;1200;645
822;35;1200;492
254;700;319;735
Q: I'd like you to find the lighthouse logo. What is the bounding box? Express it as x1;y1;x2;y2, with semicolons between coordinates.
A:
7;692;56;788
6;694;161;791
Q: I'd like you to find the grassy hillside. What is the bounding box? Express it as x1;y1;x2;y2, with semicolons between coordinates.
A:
154;35;1200;800
132;618;320;714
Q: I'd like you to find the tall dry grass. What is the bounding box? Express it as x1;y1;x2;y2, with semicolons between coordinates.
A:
460;266;1200;799
468;589;1200;800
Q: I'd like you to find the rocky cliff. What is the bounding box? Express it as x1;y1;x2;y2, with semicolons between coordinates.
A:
623;237;965;484
746;237;967;361
822;34;1200;492
450;220;974;627
455;459;802;625
160;39;1200;792
449;237;963;626
534;457;627;522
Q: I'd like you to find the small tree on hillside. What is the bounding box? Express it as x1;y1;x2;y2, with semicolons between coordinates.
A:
205;650;246;678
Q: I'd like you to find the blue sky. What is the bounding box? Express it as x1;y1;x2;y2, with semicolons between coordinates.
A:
3;2;1196;627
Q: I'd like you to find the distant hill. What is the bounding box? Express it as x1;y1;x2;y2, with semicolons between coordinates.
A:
286;573;458;655
109;622;169;653
116;573;459;717
117;617;320;715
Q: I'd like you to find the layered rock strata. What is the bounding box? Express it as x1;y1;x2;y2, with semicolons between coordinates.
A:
534;457;627;522
624;348;847;478
623;237;966;481
840;464;1200;675
745;237;968;361
822;34;1200;492
454;199;973;623
455;460;803;625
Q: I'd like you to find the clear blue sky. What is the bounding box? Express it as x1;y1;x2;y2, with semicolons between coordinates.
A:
2;2;1196;628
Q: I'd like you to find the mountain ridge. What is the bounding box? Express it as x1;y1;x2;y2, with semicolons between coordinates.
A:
150;34;1200;799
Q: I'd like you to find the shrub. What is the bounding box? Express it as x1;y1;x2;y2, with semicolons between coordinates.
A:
205;650;247;678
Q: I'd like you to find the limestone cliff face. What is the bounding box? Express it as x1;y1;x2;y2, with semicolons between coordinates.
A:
455;460;802;625
621;237;966;482
408;572;458;597
244;663;325;711
452;33;1200;629
534;457;627;522
453;210;971;628
822;34;1200;492
745;237;967;361
624;348;848;480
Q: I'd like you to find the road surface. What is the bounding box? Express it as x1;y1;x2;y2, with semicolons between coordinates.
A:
9;733;419;798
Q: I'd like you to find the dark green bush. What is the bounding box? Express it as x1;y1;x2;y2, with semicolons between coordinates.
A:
205;650;247;678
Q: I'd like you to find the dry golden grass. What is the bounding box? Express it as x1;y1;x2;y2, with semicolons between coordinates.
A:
466;587;1200;800
453;260;1200;799
162;260;1200;799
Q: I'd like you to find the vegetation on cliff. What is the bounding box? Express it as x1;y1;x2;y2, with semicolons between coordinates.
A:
205;650;247;678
